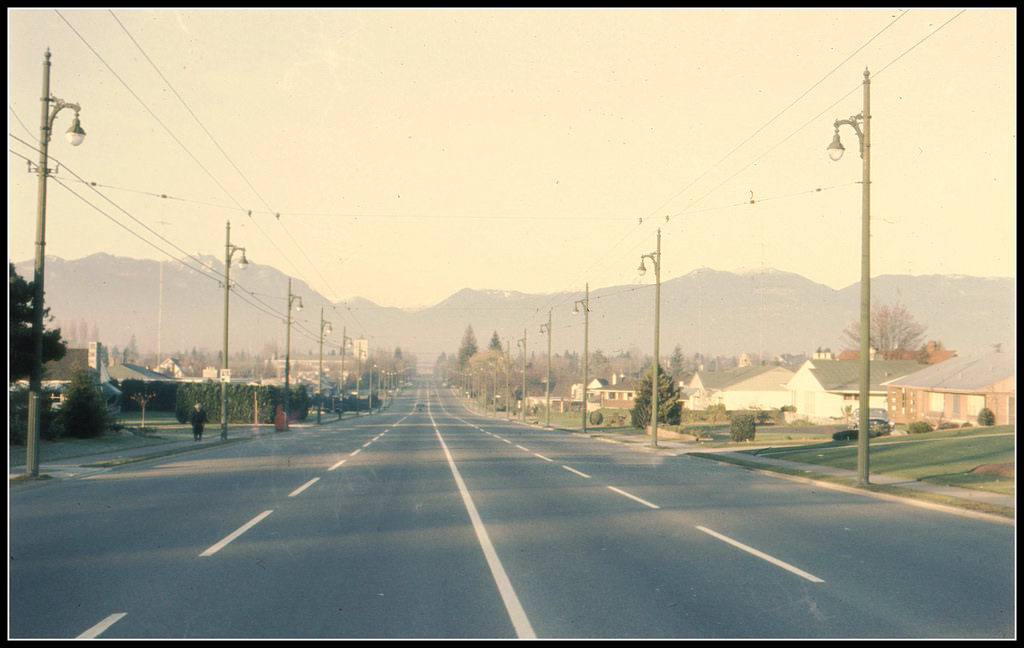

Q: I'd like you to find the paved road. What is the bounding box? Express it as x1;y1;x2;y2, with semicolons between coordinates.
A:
8;378;1015;639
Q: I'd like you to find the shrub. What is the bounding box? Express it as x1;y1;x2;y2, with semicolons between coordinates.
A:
59;367;110;439
589;411;603;425
730;414;756;442
907;421;933;434
977;407;996;426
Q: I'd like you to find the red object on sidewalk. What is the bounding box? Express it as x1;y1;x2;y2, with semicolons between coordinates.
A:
274;404;287;431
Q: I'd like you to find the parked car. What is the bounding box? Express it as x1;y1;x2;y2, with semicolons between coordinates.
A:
833;417;893;441
850;408;893;432
414;402;426;412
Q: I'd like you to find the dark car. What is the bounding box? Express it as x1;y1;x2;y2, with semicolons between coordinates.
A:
833;418;893;441
414;402;426;411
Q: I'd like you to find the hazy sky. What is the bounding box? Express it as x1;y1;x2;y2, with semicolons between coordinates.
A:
8;8;1016;313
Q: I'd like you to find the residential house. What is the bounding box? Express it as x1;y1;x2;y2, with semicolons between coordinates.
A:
39;341;121;411
155;357;185;378
785;357;924;422
885;352;1015;426
685;365;795;411
587;374;637;410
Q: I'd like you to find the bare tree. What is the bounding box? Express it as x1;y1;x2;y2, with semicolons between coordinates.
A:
842;301;926;355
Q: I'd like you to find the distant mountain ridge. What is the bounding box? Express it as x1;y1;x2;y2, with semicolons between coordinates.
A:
13;254;1015;365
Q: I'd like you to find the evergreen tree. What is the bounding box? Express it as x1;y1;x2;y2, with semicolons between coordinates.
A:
457;325;478;368
630;362;681;430
488;331;502;352
59;365;109;438
9;263;67;381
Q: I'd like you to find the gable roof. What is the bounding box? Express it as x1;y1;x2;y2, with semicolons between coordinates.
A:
885;353;1014;391
108;363;171;382
41;348;91;381
802;359;924;393
692;365;794;391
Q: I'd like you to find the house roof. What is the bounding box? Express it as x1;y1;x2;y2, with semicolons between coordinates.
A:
693;365;794;391
41;348;91;381
108;363;170;382
803;359;924;393
885;353;1014;391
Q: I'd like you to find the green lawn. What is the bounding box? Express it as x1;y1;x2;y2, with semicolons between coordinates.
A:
749;427;1015;496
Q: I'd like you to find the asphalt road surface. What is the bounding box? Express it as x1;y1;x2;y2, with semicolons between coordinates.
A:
8;377;1015;639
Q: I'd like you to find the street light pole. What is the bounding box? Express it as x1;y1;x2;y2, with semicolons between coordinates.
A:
828;67;872;486
540;310;552;428
573;283;590;435
518;330;527;423
317;308;332;424
221;220;248;440
284;278;303;430
26;49;86;477
638;228;662;448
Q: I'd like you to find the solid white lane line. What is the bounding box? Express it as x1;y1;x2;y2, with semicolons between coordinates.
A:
76;612;126;638
696;526;825;583
289;477;320;497
562;465;591;478
533;453;553;462
199;510;273;557
607;486;661;509
328;458;347;471
433;422;536;639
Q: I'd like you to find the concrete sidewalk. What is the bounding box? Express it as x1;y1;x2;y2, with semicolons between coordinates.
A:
9;422;309;484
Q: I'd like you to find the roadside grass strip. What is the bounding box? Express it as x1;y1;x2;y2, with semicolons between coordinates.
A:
697;525;824;583
76;612;126;638
200;510;273;557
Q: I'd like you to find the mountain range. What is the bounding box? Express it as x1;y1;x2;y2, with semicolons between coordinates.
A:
13;254;1015;367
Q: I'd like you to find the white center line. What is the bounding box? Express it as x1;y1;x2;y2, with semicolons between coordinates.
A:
289;477;320;497
76;612;126;638
350;448;362;456
432;417;536;639
199;510;273;557
515;444;530;452
533;453;553;462
696;525;825;583
328;458;347;471
562;465;591;478
607;486;661;509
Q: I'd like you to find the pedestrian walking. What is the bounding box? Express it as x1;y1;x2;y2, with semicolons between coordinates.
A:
191;402;207;441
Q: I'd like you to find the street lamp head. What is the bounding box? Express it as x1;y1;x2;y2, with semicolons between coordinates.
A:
294;296;304;312
65;113;85;146
572;303;579;315
827;130;845;161
238;250;249;268
637;258;647;276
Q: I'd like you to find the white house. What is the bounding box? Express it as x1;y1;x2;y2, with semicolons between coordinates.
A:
685;365;795;411
785;358;923;421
